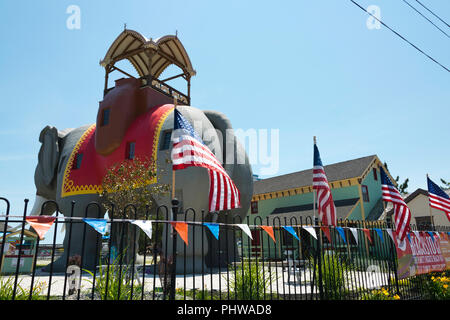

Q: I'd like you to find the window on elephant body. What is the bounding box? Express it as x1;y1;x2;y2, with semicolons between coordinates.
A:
101;108;110;126
126;142;135;160
73;153;83;169
160;130;172;150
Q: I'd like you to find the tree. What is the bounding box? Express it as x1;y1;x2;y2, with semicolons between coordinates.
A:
383;162;409;195
98;156;170;263
440;178;450;190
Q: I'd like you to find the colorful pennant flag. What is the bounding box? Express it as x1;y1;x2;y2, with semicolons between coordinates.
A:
336;227;346;244
83;218;108;235
25;216;56;240
261;225;276;242
406;233;412;243
235;224;253;239
386;228;394;243
204;223;220;240
413;231;421;243
349;227;358;244
131;220;152;239
427;231;435;242
303;226;317;240
362;228;372;244
374;228;384;243
170;222;189;245
321;226;332;243
282;226;300;241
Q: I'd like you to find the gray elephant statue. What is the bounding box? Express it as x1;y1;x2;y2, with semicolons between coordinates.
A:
31;77;253;273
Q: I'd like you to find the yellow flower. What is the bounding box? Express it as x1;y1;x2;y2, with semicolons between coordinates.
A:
444;284;448;289
393;294;400;300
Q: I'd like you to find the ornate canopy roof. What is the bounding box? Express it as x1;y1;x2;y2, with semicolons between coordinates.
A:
100;29;196;79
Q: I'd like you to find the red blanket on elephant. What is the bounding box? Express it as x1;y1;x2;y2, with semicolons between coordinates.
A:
61;104;174;198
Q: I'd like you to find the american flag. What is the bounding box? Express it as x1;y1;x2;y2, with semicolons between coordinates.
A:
380;167;411;241
313;143;336;226
427;176;450;222
171;108;240;212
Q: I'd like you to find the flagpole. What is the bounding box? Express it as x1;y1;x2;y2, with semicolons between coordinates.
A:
172;97;177;200
426;174;434;230
170;96;178;300
313;136;317;222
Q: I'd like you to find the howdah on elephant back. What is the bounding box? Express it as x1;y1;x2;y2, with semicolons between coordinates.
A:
31;29;253;273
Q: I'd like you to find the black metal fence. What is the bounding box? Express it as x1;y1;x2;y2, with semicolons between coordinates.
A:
0;196;449;301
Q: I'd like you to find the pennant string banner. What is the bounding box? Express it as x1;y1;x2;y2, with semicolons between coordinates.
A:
282;226;300;241
25;216;56;240
374;228;384;243
362;228;372;244
261;225;276;243
303;226;317;240
170;222;189;245
21;214;446;249
349;227;358;244
204;223;220;240
336;227;346;244
131;220;152;239
235;224;253;240
83;218;108;236
320;226;332;243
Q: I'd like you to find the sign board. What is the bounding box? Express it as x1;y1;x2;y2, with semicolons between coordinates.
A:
394;231;449;279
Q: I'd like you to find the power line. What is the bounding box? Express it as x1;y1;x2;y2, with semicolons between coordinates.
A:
414;0;450;28
350;0;449;72
402;0;449;38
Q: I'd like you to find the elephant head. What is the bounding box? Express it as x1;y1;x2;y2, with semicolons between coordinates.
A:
32;125;75;215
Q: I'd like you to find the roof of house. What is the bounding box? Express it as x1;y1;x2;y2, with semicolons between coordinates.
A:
386;187;450;215
264;198;360;225
254;155;378;195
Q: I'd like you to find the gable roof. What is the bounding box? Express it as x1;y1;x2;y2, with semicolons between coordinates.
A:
100;29;196;79
254;155;379;195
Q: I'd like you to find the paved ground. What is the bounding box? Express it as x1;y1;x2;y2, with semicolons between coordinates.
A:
3;264;392;299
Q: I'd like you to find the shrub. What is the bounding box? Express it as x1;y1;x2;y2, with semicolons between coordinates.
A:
85;253;141;300
361;287;400;300
228;261;278;300
422;272;450;300
314;252;350;300
0;276;46;300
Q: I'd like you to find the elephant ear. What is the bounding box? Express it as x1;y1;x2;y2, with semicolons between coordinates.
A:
202;110;233;165
38;126;60;186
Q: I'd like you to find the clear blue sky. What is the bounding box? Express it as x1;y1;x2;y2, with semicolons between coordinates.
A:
0;0;449;219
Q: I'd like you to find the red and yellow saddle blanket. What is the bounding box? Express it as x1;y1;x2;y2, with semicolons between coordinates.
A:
61;104;174;198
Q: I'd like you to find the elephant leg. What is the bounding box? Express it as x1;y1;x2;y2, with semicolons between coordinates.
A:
161;212;209;274
42;219;102;273
204;212;240;269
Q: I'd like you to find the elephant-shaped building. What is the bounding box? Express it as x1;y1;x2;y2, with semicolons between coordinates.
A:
31;29;253;273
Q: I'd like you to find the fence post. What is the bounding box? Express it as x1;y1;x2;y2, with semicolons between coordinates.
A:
170;198;179;300
314;217;324;300
386;215;400;296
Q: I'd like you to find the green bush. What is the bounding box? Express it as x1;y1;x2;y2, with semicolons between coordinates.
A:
227;261;278;300
313;252;350;300
361;287;400;300
85;253;141;300
0;276;46;300
421;272;450;300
